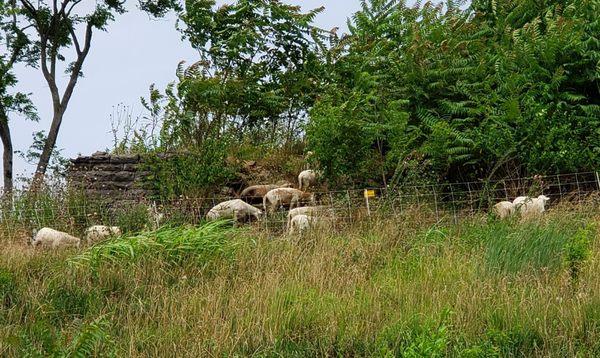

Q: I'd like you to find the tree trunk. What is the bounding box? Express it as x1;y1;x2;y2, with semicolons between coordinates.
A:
0;110;14;195
31;107;64;189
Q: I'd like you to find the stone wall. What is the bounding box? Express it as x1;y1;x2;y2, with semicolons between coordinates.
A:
68;151;155;202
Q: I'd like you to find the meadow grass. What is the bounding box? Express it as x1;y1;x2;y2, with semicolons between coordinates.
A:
1;205;599;356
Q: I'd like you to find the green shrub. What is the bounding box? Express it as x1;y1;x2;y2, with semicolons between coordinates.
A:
0;268;17;309
374;319;449;357
16;317;114;357
563;228;592;283
115;203;152;234
143;139;237;200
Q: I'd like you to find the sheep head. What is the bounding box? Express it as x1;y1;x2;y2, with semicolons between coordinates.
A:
538;195;550;203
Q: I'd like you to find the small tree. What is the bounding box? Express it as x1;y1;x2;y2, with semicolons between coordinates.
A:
0;0;38;194
164;0;325;148
13;0;179;188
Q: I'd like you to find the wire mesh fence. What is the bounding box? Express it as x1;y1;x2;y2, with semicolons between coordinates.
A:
2;171;600;243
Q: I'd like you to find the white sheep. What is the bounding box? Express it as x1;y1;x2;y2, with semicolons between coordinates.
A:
513;196;529;206
84;225;122;243
263;188;315;214
518;195;550;218
287;206;328;227
289;214;312;235
206;199;263;225
32;228;81;249
298;170;317;191
493;201;515;219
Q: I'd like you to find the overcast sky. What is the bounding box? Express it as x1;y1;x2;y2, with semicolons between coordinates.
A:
10;0;363;177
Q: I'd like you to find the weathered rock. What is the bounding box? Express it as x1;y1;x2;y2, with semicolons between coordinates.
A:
68;153;154;204
110;154;140;164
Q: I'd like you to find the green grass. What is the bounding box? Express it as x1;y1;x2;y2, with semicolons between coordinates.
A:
1;207;599;356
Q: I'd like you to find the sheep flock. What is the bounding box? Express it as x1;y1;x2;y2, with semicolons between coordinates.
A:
30;162;556;249
493;195;551;219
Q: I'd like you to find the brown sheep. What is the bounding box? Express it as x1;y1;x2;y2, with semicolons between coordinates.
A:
240;182;292;204
263;188;315;214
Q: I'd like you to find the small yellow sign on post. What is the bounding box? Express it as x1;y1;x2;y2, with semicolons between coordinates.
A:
364;189;375;217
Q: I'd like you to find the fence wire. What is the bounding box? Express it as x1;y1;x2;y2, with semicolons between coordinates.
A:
2;172;600;243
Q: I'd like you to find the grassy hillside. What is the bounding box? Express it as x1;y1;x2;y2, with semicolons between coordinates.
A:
1;204;599;356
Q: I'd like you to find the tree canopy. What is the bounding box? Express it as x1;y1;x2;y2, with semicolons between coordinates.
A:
307;0;600;186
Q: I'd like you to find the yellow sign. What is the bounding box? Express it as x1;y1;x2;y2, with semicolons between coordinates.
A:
364;189;376;198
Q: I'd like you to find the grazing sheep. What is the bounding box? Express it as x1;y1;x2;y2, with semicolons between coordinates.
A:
289;214;312;235
287;206;328;227
32;228;81;249
84;225;122;243
298;170;317;191
513;196;530;206
206;199;263;225
493;201;515;219
263;188;315;214
518;195;550;218
240;183;293;204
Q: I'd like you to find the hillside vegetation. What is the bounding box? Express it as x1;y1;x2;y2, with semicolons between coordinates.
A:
1;203;599;356
1;0;599;356
114;0;600;197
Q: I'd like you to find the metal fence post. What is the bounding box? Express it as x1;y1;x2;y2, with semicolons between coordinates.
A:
328;191;337;231
346;190;352;225
433;185;440;222
575;173;582;203
450;184;458;224
557;174;563;201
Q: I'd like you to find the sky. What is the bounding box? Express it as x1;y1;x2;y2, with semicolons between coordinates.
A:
10;0;363;177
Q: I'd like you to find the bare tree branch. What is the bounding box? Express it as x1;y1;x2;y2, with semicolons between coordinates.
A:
39;37;61;110
69;25;82;55
65;0;82;18
60;21;92;109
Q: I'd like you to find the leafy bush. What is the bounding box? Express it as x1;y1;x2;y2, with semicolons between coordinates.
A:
307;0;600;186
564;228;592;283
114;203;152;234
143;140;236;199
45;282;100;325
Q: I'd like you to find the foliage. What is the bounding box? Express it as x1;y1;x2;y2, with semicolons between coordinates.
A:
138;0;325;155
307;0;600;186
3;207;600;356
564;228;592;283
142;139;236;199
108;103;162;155
17;316;114;357
68;221;240;269
3;0;180;184
2;204;600;355
17;131;69;177
460;217;586;274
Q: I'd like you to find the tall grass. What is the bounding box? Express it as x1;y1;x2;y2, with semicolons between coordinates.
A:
68;221;240;268
1;207;599;356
